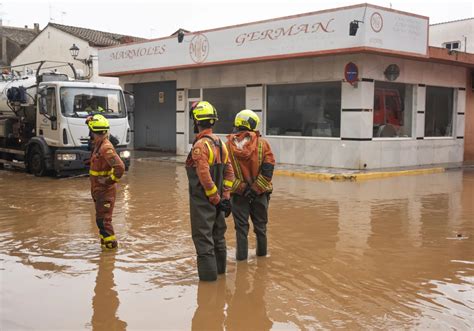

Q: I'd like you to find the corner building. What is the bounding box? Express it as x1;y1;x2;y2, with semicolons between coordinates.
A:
98;4;474;169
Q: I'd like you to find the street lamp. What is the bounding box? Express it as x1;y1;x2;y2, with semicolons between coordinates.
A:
349;20;363;36
175;28;191;43
177;29;185;43
69;43;80;59
349;5;367;36
69;43;95;79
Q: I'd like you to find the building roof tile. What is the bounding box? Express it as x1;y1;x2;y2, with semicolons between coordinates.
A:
0;26;38;46
49;23;146;47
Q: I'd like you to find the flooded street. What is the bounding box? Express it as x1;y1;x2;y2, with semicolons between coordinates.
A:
1;158;473;330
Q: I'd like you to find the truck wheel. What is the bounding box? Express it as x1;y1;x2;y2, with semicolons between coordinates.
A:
29;147;46;177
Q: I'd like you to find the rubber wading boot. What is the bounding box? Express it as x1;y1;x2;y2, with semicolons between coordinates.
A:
101;235;118;250
197;256;218;281
215;251;227;274
256;236;267;257
236;234;248;261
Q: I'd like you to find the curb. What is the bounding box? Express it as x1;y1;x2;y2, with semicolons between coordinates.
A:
274;167;446;181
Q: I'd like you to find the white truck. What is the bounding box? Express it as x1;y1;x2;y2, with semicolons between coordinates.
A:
0;61;132;176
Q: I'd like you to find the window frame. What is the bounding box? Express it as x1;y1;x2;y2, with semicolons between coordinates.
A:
185;85;246;149
372;81;415;140
424;84;456;139
202;85;246;135
46;87;58;131
443;41;461;51
264;80;342;139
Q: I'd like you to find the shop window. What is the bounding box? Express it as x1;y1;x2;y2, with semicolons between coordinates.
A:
202;87;245;134
373;81;413;137
266;82;341;137
425;86;454;137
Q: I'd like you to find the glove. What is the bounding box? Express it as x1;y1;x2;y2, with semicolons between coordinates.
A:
217;199;232;218
244;187;258;203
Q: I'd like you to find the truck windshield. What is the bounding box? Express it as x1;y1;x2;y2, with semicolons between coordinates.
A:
60;87;126;118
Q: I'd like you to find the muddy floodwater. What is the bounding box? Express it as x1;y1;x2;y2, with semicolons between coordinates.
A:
1;158;473;330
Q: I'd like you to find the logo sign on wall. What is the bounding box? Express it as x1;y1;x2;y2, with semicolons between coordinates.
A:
344;62;359;85
99;5;428;76
189;33;210;64
384;64;400;81
370;12;383;33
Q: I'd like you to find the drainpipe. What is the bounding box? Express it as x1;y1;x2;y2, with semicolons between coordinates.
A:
0;19;6;65
2;37;7;65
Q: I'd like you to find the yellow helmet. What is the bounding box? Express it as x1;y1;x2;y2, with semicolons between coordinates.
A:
190;101;218;123
234;109;260;131
86;114;109;132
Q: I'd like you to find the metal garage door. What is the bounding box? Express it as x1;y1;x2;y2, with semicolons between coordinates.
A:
133;81;176;151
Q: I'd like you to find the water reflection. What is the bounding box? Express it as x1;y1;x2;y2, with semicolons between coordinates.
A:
192;278;227;330
91;251;127;330
192;260;272;331
226;260;272;330
1;163;473;329
407;199;423;247
336;200;372;256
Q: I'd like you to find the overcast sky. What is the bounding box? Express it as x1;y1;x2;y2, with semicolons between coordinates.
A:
2;0;473;39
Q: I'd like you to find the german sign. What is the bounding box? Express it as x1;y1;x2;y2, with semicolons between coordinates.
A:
99;4;428;76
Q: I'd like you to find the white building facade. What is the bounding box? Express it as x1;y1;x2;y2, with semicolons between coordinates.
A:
98;4;474;169
430;18;474;53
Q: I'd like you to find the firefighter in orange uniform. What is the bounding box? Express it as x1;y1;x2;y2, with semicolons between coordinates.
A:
226;109;275;260
186;101;234;281
87;114;125;250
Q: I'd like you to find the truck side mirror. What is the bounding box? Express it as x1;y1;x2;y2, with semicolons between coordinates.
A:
124;91;134;113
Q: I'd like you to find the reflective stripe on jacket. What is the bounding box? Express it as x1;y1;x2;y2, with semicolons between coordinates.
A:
226;131;275;195
186;128;234;204
90;135;125;192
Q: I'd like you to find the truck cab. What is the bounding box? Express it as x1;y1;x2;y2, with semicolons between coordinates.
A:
373;88;404;137
31;81;131;176
0;62;132;177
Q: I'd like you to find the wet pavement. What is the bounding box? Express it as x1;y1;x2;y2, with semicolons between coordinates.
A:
0;158;473;330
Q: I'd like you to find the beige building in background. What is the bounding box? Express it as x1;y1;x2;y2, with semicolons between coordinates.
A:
11;23;145;84
0;22;39;66
430;18;474;53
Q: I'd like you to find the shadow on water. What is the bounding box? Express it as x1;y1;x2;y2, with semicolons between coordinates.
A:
0;163;473;329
